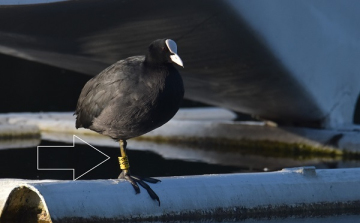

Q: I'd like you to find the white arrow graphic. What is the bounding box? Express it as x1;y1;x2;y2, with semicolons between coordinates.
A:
37;135;110;180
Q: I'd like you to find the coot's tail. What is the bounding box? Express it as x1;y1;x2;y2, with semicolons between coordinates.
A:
74;111;88;129
75;113;82;129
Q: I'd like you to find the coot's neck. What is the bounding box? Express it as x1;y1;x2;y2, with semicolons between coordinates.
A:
144;53;167;68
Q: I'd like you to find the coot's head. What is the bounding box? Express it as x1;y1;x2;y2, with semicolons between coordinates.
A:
145;39;184;67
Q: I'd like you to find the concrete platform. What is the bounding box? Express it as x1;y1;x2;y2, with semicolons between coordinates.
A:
1;109;360;154
1;167;360;222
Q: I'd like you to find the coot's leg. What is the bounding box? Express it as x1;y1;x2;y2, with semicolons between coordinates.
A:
117;139;161;205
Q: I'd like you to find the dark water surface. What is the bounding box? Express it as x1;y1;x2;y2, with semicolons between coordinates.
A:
0;140;245;180
1;138;360;222
2;139;360;180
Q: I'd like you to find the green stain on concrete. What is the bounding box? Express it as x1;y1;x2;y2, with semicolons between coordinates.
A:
134;135;360;161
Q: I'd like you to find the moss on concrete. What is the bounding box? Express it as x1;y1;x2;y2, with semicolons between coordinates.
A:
0;125;40;140
134;135;359;160
0;133;40;140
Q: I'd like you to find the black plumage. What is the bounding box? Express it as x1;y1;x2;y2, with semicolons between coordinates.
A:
74;39;184;205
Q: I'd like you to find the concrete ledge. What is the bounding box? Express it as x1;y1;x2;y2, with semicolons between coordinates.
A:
0;124;40;150
0;124;40;139
40;131;352;171
1;167;360;222
1;110;360;153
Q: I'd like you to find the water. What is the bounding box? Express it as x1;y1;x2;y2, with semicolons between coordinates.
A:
0;139;244;180
2;137;360;180
1;137;360;222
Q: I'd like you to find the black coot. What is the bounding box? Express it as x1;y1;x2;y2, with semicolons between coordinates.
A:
75;39;184;205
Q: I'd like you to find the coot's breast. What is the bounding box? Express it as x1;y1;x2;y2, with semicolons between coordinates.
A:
91;62;184;140
147;64;184;129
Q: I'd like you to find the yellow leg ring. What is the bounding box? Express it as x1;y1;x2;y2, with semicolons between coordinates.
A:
118;156;130;170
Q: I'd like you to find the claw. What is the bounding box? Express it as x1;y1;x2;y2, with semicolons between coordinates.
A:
118;171;161;205
134;178;161;206
132;175;161;184
125;175;140;194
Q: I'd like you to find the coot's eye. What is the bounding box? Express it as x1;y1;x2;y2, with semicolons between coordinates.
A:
161;47;165;51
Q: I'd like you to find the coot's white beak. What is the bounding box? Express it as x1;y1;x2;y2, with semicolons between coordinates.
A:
170;54;183;68
166;39;184;68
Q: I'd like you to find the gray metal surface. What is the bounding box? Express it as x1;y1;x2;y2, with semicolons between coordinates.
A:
0;0;359;127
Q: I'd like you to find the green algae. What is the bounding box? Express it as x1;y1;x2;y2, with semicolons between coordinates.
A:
0;126;40;140
134;135;359;161
0;133;40;140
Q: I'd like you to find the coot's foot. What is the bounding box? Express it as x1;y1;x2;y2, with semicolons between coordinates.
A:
118;171;161;206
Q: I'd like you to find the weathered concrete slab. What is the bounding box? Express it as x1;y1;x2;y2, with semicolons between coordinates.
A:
0;124;40;150
0;124;39;139
1;109;360;154
1;110;360;153
40;131;351;172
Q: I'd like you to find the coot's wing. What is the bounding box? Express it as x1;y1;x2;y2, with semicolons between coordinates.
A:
75;60;131;128
75;80;104;128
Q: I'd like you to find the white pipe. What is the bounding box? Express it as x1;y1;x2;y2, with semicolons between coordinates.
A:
1;167;360;222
